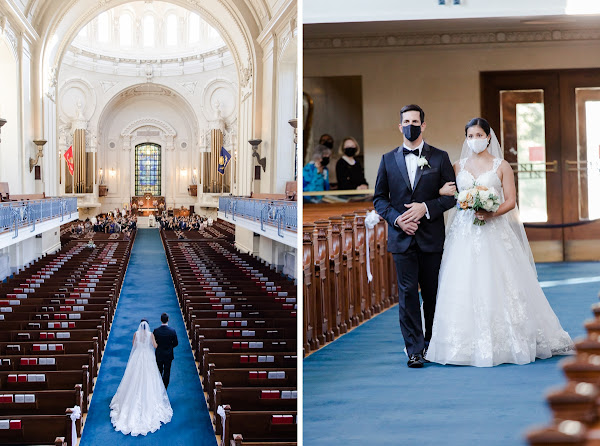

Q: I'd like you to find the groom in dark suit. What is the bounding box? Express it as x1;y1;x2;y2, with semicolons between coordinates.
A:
374;104;456;368
154;312;178;388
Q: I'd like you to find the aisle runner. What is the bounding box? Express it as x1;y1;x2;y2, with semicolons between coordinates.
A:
80;229;216;446
304;262;599;446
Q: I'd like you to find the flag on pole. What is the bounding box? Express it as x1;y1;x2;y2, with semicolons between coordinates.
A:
64;145;74;176
217;146;231;175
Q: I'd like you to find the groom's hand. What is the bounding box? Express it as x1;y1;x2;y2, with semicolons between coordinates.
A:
394;217;420;235
400;203;427;223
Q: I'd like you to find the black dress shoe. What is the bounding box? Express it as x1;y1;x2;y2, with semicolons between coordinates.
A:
407;353;424;368
423;347;430;363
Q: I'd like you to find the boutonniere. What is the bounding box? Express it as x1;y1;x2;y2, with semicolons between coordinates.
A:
417;156;430;170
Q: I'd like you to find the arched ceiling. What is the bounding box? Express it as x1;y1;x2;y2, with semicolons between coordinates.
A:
18;0;277;96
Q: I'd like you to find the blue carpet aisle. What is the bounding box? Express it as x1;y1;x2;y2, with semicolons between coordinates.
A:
303;262;600;446
80;229;216;446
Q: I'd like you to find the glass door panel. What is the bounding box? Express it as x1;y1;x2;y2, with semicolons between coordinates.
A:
500;90;548;222
575;89;600;220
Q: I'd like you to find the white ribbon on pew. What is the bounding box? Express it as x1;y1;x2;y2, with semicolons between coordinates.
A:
364;210;380;283
217;404;226;441
69;405;81;445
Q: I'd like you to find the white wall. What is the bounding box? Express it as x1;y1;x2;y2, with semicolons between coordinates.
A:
0;37;19;193
305;39;600;187
304;0;596;24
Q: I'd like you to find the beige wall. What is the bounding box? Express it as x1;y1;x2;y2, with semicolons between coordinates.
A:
304;40;600;186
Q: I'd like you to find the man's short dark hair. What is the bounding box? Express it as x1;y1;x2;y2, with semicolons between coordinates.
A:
400;104;425;124
161;313;169;323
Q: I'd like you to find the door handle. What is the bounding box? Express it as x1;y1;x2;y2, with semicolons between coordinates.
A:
509;160;558;174
565;160;600;172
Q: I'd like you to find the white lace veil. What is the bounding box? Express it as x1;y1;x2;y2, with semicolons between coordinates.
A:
447;126;538;276
132;320;152;351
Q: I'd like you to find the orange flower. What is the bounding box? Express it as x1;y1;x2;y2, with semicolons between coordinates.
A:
460;201;469;209
476;185;488;191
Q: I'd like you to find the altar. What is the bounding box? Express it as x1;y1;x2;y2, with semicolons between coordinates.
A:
131;194;165;216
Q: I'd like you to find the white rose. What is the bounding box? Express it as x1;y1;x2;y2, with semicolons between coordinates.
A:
478;190;490;202
484;199;495;211
457;190;468;202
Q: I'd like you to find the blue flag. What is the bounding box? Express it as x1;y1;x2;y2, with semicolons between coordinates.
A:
218;146;231;175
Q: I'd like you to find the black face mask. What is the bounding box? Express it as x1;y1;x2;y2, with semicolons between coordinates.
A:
322;140;334;149
344;147;357;157
402;124;422;142
320;157;330;167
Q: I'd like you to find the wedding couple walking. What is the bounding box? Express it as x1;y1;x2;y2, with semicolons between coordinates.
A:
109;313;179;436
374;104;574;368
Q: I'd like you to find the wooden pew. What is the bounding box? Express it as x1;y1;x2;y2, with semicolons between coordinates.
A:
303;209;398;356
219;406;296;446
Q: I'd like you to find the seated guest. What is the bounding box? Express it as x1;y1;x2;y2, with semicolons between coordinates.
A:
335;137;368;190
303;144;331;203
319;133;334;150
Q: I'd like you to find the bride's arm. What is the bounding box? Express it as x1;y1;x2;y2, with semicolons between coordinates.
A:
439;163;459;196
151;333;158;349
476;160;516;220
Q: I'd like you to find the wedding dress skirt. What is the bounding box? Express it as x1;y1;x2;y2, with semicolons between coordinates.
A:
110;326;173;435
426;160;574;367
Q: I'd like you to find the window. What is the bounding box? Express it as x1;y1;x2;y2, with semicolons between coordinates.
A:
98;12;109;43
78;24;88;39
143;15;155;47
119;15;132;46
189;13;200;43
135;143;161;195
166;14;177;46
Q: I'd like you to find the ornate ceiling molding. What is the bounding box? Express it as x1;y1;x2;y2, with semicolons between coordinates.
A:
304;28;600;51
121;117;177;137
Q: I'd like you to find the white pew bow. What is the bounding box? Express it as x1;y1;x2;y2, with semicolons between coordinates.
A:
364;210;381;282
69;405;81;445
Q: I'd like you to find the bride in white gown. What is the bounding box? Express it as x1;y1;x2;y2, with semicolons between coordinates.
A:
110;320;173;435
425;118;574;367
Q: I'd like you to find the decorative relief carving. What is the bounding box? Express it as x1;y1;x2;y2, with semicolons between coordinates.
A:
304;28;600;51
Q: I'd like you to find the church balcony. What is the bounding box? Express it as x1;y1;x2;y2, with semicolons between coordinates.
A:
218;197;297;248
0;197;79;249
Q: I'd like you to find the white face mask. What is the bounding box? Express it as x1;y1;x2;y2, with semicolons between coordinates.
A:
467;138;489;154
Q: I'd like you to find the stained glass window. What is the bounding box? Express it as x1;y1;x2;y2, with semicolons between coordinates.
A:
135;143;161;196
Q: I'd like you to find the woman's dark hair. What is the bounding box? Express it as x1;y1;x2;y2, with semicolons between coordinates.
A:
140;318;148;324
465;118;491;136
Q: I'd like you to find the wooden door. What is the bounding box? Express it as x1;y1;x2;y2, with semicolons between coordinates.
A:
482;69;600;261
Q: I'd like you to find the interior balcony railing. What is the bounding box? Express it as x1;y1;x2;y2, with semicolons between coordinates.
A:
0;197;78;238
219;197;297;237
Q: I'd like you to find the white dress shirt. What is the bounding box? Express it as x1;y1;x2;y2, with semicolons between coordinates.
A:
398;141;430;222
403;140;425;189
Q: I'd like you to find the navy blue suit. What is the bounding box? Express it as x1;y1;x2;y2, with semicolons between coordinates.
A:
374;143;456;355
153;324;178;388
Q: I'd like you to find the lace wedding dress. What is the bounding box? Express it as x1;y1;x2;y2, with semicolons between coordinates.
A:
425;158;574;367
110;321;173;435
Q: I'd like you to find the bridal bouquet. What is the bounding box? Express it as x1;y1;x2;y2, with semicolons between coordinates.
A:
456;185;500;226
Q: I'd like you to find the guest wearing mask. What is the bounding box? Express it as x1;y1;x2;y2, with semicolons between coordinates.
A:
319;134;334;150
303;144;331;203
336;137;369;190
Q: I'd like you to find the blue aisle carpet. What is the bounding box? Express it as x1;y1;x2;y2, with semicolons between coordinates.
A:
80;229;216;446
303;262;600;446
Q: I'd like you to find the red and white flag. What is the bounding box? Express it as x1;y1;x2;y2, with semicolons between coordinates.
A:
64;145;74;176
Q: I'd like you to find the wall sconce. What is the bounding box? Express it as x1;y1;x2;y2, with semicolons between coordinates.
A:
249;139;266;172
29;139;47;172
109;167;116;176
180;167;188;176
98;168;104;184
0;118;6;143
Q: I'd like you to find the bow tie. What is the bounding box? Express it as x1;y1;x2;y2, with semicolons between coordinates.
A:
403;147;420;156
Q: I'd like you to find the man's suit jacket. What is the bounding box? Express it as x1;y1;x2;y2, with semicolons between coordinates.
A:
373;142;456;254
153;325;178;361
